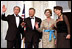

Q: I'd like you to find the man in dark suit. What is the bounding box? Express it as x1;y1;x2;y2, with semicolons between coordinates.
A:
1;5;24;48
22;8;42;48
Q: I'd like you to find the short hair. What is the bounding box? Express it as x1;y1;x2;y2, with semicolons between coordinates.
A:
54;6;63;13
29;8;35;12
44;9;52;16
13;6;20;12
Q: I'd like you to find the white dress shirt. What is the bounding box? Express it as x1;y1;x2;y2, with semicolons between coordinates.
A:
14;14;20;28
30;16;35;30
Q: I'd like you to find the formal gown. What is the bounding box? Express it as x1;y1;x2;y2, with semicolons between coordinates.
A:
56;15;70;48
37;18;57;48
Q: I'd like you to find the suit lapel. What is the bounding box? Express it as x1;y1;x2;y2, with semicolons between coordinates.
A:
35;17;37;22
12;14;17;28
28;17;32;29
18;17;21;27
12;14;21;28
35;17;40;29
12;14;16;25
34;17;37;29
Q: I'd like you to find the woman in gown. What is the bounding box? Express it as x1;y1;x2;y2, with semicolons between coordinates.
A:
35;9;57;48
53;6;71;48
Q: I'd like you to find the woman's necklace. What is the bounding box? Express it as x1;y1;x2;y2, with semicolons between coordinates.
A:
58;14;63;21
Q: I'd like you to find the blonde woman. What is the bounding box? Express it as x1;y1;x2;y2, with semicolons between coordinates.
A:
35;9;57;48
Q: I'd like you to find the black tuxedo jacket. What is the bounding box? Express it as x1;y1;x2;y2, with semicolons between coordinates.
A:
24;17;42;43
1;14;24;41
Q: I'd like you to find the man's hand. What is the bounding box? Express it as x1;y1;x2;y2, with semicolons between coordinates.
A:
35;22;39;29
21;22;26;27
2;5;7;12
66;34;70;39
22;37;25;43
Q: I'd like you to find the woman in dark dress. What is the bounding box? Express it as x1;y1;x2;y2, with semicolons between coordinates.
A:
53;6;71;48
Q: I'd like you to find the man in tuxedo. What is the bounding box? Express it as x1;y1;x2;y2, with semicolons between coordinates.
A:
22;8;42;48
1;5;24;48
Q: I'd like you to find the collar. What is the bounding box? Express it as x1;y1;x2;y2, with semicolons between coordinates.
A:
14;14;19;17
30;16;35;19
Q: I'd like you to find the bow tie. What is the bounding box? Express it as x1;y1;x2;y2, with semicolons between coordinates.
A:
16;16;19;17
15;14;19;17
30;18;34;19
